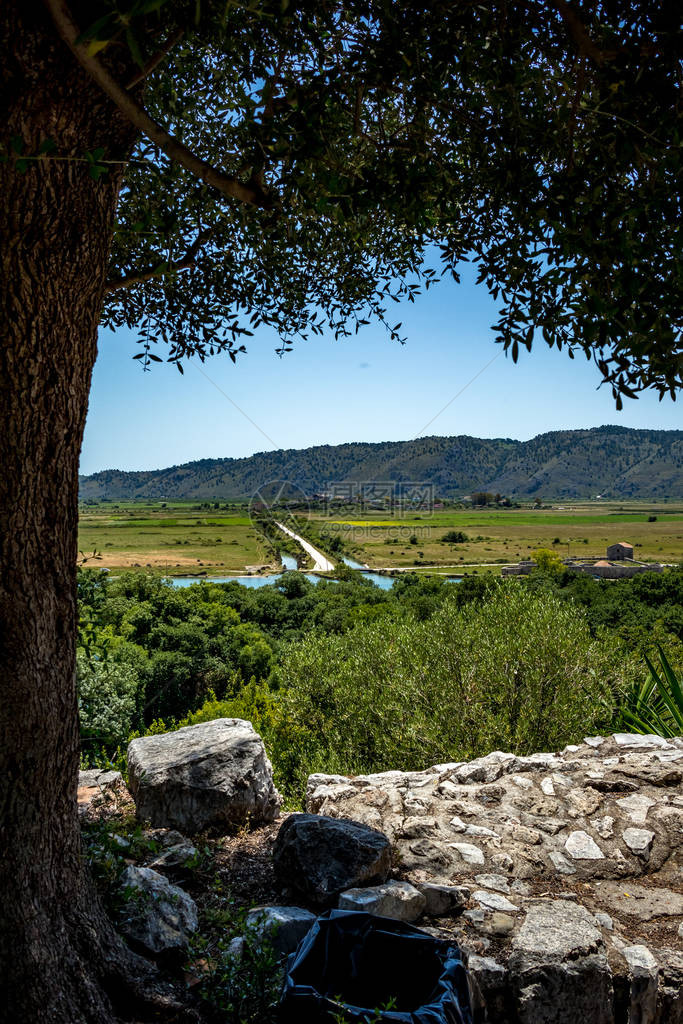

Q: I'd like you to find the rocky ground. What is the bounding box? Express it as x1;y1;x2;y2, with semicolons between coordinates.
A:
78;725;682;1023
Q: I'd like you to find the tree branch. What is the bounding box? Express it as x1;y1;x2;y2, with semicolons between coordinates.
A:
126;28;185;90
105;229;212;293
554;1;605;66
43;0;272;208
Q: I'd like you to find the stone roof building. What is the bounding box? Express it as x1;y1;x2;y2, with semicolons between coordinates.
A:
606;542;634;560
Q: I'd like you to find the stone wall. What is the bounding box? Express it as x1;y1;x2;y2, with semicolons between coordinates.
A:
307;733;683;1023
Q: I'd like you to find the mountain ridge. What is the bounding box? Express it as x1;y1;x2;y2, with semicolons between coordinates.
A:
79;426;683;501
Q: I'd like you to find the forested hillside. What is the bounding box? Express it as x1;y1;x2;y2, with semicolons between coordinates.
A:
80;426;683;501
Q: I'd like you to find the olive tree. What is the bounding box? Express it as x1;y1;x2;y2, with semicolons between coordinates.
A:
0;1;680;1019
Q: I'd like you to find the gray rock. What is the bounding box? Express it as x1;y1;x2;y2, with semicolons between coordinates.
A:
146;828;188;848
416;882;468;917
338;880;426;922
468;955;508;1022
564;830;604;860
474;873;510;893
450;816;499;838
510;824;542;845
245;906;316;958
273;813;391;905
621;944;657;972
303;737;683;1022
226;935;245;961
591;815;615;838
620;945;659;1024
509;900;612;1024
613;733;672;750
119;865;198;957
491;852;514;873
549;851;576;875
473;889;519;913
479;912;516;937
512;901;603;963
79;769;123;789
596;881;683;921
127;719;281;833
450;841;485;865
615;793;656;824
149;840;198;870
622;827;655;858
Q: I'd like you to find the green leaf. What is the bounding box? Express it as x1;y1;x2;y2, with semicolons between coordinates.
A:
125;28;145;68
75;13;117;45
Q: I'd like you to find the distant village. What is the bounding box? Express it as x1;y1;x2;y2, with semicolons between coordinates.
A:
502;541;663;579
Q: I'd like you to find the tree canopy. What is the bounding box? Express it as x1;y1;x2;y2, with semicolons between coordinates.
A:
36;0;682;403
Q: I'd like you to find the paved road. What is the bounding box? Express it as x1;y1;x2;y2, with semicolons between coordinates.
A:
275;521;336;572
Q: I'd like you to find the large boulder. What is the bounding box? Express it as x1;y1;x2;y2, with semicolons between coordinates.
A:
273;813;392;906
127;719;281;833
118;865;198;958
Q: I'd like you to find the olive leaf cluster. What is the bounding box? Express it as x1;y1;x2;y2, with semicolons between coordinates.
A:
95;0;681;401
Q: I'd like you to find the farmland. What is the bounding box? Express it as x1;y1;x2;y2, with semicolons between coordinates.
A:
314;504;683;569
77;504;271;573
78;500;683;575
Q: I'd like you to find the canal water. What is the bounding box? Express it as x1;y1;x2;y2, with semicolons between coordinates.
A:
169;554;458;591
169;551;396;589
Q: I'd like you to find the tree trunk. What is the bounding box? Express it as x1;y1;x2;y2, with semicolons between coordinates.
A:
0;7;183;1022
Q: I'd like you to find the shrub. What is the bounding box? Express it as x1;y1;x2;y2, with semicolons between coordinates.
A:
77;652;139;756
441;530;469;544
274;586;633;801
532;547;564;573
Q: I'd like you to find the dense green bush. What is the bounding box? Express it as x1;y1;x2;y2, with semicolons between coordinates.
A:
272;586;635;800
77;652;140;752
441;530;469;544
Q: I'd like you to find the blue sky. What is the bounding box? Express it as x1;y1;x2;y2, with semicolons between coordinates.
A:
81;263;680;475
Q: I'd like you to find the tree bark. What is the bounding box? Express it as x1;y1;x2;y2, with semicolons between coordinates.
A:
0;6;181;1022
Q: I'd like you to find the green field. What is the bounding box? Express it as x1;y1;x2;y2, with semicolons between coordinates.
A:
78;500;683;575
310;502;683;569
78;505;271;573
